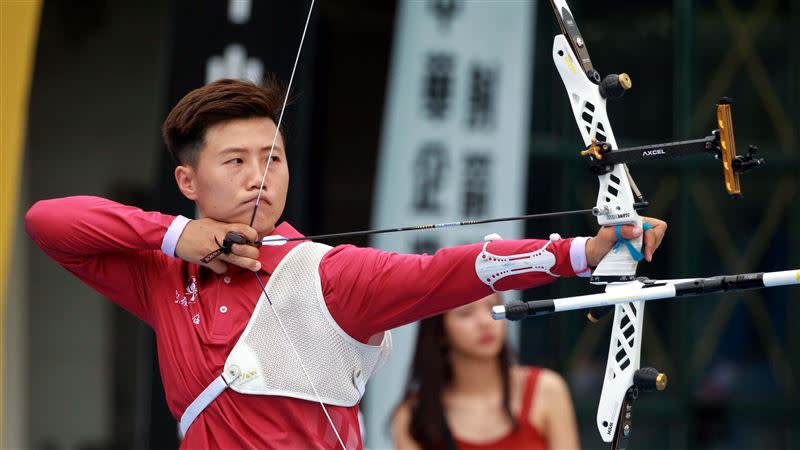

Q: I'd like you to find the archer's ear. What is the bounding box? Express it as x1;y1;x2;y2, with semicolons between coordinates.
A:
174;165;198;200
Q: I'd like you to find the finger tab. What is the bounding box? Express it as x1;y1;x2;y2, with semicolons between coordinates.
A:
224;231;248;246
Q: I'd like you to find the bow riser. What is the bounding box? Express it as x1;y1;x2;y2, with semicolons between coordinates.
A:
551;35;644;282
598;300;644;442
551;29;645;444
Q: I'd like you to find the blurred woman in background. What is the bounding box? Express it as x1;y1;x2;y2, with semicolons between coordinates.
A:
393;292;580;450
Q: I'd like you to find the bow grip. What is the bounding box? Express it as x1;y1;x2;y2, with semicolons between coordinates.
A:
590;217;644;285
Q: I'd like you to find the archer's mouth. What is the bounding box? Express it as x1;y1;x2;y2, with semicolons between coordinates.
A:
244;197;272;207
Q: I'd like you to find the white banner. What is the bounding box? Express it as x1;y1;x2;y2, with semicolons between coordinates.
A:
366;1;536;447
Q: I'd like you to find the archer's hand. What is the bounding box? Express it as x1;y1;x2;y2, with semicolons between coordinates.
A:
175;218;262;274
585;216;667;268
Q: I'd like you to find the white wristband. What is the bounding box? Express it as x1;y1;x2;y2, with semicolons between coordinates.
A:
570;237;592;277
161;215;191;258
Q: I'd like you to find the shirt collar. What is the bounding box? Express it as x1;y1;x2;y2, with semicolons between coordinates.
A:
216;222;305;278
257;221;305;275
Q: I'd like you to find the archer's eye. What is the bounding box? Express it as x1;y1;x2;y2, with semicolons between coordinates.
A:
226;158;244;165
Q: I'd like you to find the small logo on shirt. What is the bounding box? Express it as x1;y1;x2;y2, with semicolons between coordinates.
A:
192;314;200;325
174;276;198;307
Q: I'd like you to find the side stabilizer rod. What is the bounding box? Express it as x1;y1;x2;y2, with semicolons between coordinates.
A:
491;269;799;321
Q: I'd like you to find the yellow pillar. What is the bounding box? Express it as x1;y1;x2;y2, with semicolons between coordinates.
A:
1;0;43;442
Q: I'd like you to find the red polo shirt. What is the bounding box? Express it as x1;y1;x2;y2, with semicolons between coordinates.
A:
25;196;584;449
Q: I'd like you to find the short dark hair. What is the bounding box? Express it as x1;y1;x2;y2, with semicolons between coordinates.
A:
162;77;286;166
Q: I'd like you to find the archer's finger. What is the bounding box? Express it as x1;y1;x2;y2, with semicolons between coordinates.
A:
643;230;655;262
231;242;260;260
614;224;643;241
642;219;666;262
641;217;668;234
220;253;262;272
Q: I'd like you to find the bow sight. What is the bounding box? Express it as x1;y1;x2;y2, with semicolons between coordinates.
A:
579;97;764;198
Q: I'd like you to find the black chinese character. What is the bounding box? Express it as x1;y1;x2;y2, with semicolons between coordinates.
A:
412;236;441;255
423;53;454;120
467;64;498;129
463;154;491;217
413;143;450;213
428;0;461;30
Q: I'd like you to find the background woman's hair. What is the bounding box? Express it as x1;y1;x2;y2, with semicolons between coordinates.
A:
396;312;516;450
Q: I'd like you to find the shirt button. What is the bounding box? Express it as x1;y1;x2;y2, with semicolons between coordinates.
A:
223;276;231;284
219;306;228;313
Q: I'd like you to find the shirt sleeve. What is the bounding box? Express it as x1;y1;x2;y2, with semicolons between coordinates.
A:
319;237;581;343
24;196;179;324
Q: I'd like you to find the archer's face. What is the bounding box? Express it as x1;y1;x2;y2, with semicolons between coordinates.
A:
174;117;288;237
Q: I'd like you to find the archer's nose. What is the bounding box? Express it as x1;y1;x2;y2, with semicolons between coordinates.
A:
247;160;268;191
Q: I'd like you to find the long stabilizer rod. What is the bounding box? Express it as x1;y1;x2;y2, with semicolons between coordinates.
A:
492;269;800;321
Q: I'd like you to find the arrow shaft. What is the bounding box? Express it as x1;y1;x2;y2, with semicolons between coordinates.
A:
274;203;649;244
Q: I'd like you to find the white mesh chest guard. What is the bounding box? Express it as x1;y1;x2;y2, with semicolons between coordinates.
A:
226;241;391;401
179;241;391;437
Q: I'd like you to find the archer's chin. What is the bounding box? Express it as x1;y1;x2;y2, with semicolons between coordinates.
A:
251;216;279;236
